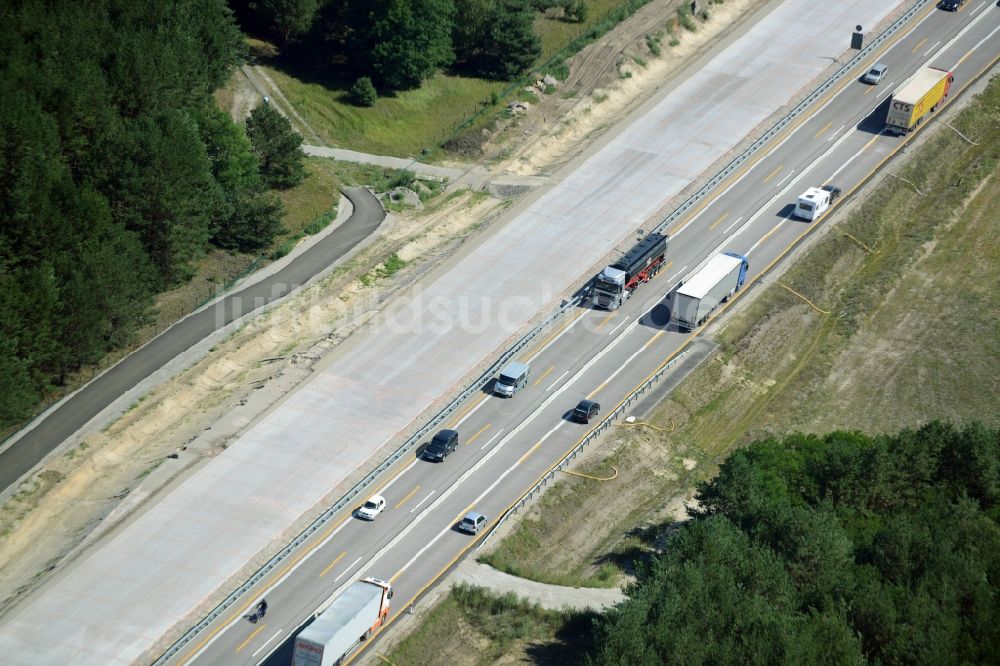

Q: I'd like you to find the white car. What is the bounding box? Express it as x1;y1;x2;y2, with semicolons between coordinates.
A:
356;495;386;520
862;63;888;85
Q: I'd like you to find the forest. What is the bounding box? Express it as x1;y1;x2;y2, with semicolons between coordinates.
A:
231;0;573;95
0;0;303;428
0;0;585;434
592;422;1000;665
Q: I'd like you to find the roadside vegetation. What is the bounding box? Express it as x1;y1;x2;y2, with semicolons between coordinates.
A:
0;0;307;432
230;0;723;157
386;73;1000;663
591;424;1000;665
386;583;599;665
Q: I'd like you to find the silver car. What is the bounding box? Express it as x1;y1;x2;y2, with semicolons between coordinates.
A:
862;63;888;84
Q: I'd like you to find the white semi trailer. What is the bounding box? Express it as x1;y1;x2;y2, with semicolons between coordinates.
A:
672;252;749;331
292;577;393;666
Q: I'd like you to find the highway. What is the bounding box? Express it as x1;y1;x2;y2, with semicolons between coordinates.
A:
174;2;1000;666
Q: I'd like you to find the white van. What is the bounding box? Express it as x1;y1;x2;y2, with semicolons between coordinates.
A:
494;362;529;397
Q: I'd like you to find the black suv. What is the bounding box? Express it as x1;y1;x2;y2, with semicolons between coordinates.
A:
572;400;601;424
937;0;967;10
424;429;459;461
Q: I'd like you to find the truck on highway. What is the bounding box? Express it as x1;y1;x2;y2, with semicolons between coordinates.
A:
292;577;393;666
672;252;749;330
885;66;953;134
592;232;668;310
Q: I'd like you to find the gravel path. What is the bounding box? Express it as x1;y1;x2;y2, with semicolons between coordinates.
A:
453;560;625;611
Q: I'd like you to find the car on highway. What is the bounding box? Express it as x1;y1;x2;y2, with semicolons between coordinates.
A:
423;429;459;462
821;184;842;199
572;399;601;424
937;0;968;10
862;63;888;84
458;511;488;534
356;495;386;520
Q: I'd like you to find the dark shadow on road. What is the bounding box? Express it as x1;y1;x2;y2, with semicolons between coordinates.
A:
857;97;893;135
776;202;801;220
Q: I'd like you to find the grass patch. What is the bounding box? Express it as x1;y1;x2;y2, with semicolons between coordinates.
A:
646;33;662;57
385;584;598;666
479;74;1000;591
273;157;342;237
359;253;407;287
677;6;697;31
534;0;640;62
264;67;503;158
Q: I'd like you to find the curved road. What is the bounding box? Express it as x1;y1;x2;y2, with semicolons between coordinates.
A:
0;187;385;491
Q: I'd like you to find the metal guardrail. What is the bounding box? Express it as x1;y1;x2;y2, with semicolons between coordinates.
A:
156;3;932;662
479;350;687;549
651;0;931;237
153;284;592;665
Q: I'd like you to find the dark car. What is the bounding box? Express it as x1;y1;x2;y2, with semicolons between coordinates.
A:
937;0;967;10
572;399;601;424
821;184;842;201
423;429;459;461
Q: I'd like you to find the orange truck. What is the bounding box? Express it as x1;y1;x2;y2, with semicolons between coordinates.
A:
885;66;953;134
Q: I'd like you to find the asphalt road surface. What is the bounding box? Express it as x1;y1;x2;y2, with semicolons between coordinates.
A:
172;3;1000;665
0;187;385;492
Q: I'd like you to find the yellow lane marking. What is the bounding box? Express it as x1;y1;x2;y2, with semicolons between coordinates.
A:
642;330;666;351
394;485;421;509
762;164;783;183
662;0;936;237
319;551;347;578
864;84;877;96
708;212;728;231
447;393;486;428
465;423;491;446
757;221;783;247
587;381;608;399
956;43;977;67
361;22;993;666
860;134;879;153
517;440;543;465
525;308;587;362
533;366;554;387
236;624;266;652
595;313;615;330
653;260;673;279
912;37;927;53
814;121;832;138
388;503;475;584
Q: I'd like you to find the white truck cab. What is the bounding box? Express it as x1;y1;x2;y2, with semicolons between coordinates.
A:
793;184;841;221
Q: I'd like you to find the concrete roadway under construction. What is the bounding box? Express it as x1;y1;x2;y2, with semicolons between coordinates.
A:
5;0;996;663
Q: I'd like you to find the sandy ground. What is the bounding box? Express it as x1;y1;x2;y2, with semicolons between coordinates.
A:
0;190;505;614
0;0;778;618
491;0;766;177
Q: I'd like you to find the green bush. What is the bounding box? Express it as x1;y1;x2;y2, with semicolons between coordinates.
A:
677;6;697;31
348;76;377;107
646;33;662;56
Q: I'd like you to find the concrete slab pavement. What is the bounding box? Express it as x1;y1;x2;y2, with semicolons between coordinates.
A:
0;2;905;663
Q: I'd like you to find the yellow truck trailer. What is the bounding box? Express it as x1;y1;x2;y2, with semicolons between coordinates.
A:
885;66;953;134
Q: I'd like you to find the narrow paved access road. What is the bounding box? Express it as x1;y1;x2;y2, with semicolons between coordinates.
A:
0;187;385;492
